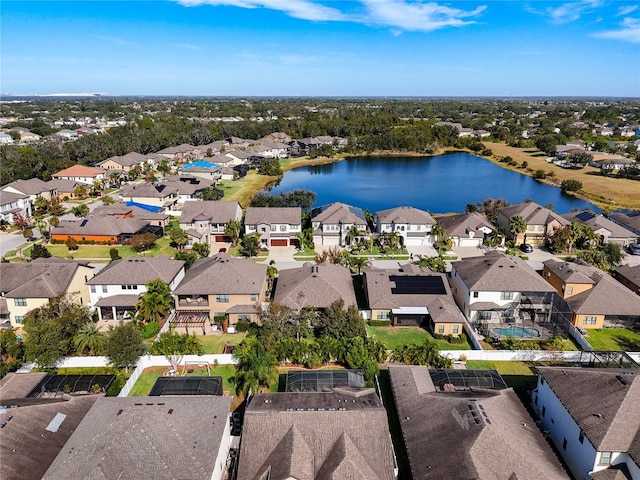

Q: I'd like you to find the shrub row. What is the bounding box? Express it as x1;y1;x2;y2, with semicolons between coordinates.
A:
368;320;391;327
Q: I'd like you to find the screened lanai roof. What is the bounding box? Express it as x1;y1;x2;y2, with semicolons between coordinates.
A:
285;369;365;393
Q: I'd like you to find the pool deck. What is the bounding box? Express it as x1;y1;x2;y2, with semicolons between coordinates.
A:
487;323;558;340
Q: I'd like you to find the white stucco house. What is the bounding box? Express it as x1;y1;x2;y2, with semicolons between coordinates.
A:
375;206;435;246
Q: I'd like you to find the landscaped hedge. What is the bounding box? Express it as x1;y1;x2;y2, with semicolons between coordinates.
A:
142;321;160;339
434;332;468;345
235;320;251;332
369;320;391;327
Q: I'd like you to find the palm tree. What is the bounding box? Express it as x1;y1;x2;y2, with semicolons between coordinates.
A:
224;219;241;246
484;228;505;248
430;223;446;244
508;215;527;244
232;338;279;397
350;255;371;274
136;280;172;323
74;322;106;355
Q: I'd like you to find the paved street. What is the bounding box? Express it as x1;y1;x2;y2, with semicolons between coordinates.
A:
0;231;29;258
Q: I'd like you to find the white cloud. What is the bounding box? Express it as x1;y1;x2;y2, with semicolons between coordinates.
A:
526;0;602;24
175;0;345;21
173;0;486;32
593;17;640;43
616;5;638;17
360;0;486;32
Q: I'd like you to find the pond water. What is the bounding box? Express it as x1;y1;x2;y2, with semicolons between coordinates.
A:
268;153;597;214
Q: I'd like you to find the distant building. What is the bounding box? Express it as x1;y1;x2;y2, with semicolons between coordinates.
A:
52;165;105;185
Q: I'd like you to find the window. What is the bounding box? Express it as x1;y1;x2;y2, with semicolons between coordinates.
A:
566;286;573;295
500;291;514;300
15;316;24;324
238;315;250;321
14;298;26;307
562;438;567;451
578;431;585;444
216;295;229;303
599;452;612;465
102;285;108;293
584;316;597;325
90;285;96;293
452;325;459;334
270;225;277;232
473;292;479;298
438;325;445;334
280;225;287;232
121;285;127;290
250;294;257;302
377;311;390;320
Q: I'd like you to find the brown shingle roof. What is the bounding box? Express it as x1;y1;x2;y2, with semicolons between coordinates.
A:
312;202;367;226
376;206;435;225
245;207;302;226
237;390;395;480
87;256;184;286
389;366;568;480
0;260;92;299
498;202;569;227
173;253;267;296
120;182;178;199
274;262;357;310
51;215;149;237
437;212;495;239
179;200;242;224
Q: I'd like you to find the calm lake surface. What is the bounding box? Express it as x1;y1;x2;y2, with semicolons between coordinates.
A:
268;153;597;214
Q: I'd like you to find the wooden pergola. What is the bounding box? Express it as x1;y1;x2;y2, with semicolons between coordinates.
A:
172;310;209;334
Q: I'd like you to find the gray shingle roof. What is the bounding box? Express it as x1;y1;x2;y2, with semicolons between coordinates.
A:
51;215;149;237
376;206;435;225
0;190;29;206
312;202;367;226
614;264;640;287
120;182;178;199
274;262;356;310
563;210;637;240
237;390;395;480
498;202;569;227
245;207;302;226
0;259;92;298
173;253;267;296
179;200;242;224
2;178;52;195
437;212;495;239
87;256;184;286
41;396;232;480
389;365;568;480
537;367;640;458
452;251;556;293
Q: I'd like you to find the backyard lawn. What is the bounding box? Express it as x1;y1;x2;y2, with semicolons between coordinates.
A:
465;360;539;393
584;328;640;351
366;326;471;351
27;237;177;260
199;333;247;354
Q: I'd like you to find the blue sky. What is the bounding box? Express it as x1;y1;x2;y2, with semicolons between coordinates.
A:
2;0;639;96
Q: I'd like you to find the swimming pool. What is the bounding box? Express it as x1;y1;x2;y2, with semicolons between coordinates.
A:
491;326;541;338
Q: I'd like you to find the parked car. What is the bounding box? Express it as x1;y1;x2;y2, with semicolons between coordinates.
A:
628;243;640;255
519;243;533;253
218;247;227;253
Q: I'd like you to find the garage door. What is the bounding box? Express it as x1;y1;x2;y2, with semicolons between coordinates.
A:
270;239;288;247
215;235;227;242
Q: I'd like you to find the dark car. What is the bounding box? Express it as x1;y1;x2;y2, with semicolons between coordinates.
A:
519;243;533;253
628;243;640;255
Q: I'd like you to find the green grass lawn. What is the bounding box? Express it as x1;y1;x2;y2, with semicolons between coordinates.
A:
33;237;177;260
199;333;247;354
128;364;238;397
584;328;640;351
465;360;539;393
366;325;471;351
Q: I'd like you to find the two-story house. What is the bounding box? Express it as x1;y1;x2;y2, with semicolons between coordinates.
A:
375;206;435;246
159;175;214;204
311;202;368;247
119;183;179;210
496;202;569;246
1;178;57;203
543;259;640;330
0;258;93;328
97;152;164;173
563;210;638;247
244;207;301;247
172;253;268;331
178;161;222;182
612;264;640;296
179;200;242;246
449;251;556;340
531;367;640;480
436;212;496;247
0;190;31;225
87;256;185;321
52;165;106;185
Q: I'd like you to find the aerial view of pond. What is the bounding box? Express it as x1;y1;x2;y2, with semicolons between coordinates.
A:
268;153;597;214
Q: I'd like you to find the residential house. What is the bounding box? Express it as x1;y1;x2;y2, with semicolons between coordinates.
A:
0;132;14;144
274;262;357;311
531;367;640;480
288;137;323;156
1;178;56;202
437;212;496;247
592;157;636;171
0;258;93;328
375;206;435;246
542;259;640;329
237;381;396;480
496;202;569;246
179;200;242;246
119;182;179;210
563;210;638;246
0;373;102;480
607;212;640;237
250;139;290;158
172;253;268;329
612;264;640;296
449;251;556;339
92;202;170;228
178;160;222;182
364;264;466;336
156;143;200;161
223;149;255;165
50;215;151;244
45;178;84;200
244;207;301;247
263;131;292;143
42;396;232;480
311;202;368;247
97;152;164;173
0;190;31;225
87;256;185;321
224;136;251;148
159;175;215;204
51;165;105;185
54;129;78;140
389;365;568;480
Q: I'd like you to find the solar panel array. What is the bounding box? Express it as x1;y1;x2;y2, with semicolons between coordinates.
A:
390;275;446;295
149;376;223;396
576;211;596;222
429;369;507;390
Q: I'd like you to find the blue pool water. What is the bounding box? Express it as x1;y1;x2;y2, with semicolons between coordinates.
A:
491;326;541;338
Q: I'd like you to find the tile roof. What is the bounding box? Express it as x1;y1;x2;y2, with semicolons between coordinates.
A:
312;202;367;226
179;200;242;224
537;367;640;458
376;206;435;225
173;253;267;295
245;207;302;226
389;365;568;480
498;202;569;227
453;251;556;293
87;256;184;285
274;262;357;310
41;396;232;480
437;212;495;239
237;390;395;480
52;165;105;178
0;259;92;298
